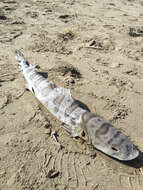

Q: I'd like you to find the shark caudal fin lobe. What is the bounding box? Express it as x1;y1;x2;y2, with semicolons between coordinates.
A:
15;50;29;69
15;50;36;92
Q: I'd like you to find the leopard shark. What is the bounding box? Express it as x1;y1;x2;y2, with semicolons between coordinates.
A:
15;50;139;161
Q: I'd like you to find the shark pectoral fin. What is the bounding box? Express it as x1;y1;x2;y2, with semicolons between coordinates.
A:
77;124;90;143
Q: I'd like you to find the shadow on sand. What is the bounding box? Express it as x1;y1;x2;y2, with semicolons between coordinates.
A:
120;151;143;168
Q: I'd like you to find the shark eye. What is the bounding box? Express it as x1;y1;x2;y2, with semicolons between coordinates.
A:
111;146;119;152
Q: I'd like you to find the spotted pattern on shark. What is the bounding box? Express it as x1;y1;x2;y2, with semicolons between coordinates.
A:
15;50;139;161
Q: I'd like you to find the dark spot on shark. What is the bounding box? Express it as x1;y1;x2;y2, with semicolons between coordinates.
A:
96;123;111;136
32;87;35;94
119;138;126;145
113;131;121;138
53;95;65;113
82;112;95;126
107;131;121;145
54;107;59;113
26;60;29;66
71;118;76;125
126;144;131;152
107;137;114;145
49;82;57;90
65;101;79;117
81;130;86;137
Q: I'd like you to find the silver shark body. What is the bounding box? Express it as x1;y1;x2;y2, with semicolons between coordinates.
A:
15;50;139;161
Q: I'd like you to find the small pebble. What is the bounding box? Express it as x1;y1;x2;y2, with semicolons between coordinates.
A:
46;169;59;178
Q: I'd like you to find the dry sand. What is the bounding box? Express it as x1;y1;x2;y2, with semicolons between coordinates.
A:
0;0;143;189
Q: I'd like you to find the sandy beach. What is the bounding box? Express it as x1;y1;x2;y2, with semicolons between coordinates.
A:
0;0;143;189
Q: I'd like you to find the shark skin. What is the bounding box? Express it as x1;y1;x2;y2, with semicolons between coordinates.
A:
15;50;139;161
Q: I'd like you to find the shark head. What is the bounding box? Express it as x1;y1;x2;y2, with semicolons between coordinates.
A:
82;112;139;161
